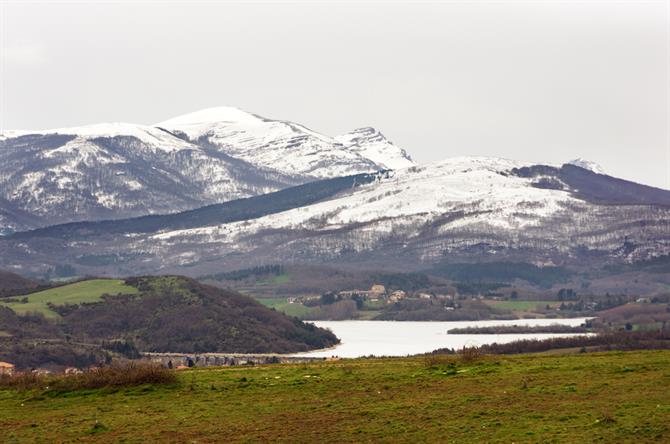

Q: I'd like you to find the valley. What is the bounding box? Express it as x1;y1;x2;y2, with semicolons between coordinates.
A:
5;3;667;443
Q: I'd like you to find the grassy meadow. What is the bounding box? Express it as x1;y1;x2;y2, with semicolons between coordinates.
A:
257;298;313;318
0;279;138;319
1;350;669;443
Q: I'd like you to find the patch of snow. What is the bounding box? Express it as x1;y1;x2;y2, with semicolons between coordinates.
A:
6;123;197;153
335;127;415;170
567;158;605;174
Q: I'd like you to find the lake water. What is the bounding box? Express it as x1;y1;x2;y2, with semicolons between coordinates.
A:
295;318;592;358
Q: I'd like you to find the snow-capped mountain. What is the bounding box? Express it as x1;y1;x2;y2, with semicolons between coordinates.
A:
0;123;301;231
157;107;414;178
3;157;668;276
0;108;412;231
137;158;669;269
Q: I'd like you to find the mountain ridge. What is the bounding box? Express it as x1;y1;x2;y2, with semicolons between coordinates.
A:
0;107;412;232
1;158;668;277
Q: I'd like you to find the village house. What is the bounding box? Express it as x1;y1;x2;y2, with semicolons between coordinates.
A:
338;284;388;301
0;361;15;376
369;284;386;296
387;290;407;304
434;294;454;301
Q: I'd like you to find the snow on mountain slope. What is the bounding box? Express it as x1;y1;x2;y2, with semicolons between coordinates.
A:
0;108;415;231
2;156;669;275
0;123;303;230
3;123;194;153
157;107;412;178
154;157;571;240
334;127;415;170
126;156;668;271
568;158;605;174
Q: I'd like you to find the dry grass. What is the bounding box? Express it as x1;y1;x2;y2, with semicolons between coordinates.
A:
423;353;455;368
0;362;177;392
459;345;483;363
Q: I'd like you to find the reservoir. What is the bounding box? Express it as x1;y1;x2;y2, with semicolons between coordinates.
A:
296;318;592;358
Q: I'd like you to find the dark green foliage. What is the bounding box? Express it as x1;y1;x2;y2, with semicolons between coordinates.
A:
203;265;284;282
320;292;337;305
102;340;141;359
351;294;365;309
376;299;498;321
454;282;506;295
557;288;578;301
54;264;76;277
446;325;589;334
432;330;670;355
372;272;430;291
431;262;571;288
74;253;145;267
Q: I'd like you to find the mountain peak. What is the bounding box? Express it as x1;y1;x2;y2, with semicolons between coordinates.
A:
156;106;262;127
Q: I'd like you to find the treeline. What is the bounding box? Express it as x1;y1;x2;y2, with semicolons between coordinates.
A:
430;262;571;288
372;272;431;291
375;299;504;322
446;325;589;334
203;265;284;282
432;330;670;355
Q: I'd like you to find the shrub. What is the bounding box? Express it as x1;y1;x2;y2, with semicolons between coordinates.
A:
459;346;483;364
423;354;454;368
0;362;177;392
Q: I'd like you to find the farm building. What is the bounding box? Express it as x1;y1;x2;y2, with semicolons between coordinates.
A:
0;361;15;376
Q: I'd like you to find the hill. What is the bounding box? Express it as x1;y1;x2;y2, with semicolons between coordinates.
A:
0;279;138;318
0;270;38;297
1;351;668;442
0;276;339;369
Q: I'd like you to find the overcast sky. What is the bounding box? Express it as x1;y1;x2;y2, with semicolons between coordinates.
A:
1;0;668;188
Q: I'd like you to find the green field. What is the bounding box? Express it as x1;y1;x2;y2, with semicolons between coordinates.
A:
256;273;292;286
0;279;138;319
1;351;669;443
257;298;313;317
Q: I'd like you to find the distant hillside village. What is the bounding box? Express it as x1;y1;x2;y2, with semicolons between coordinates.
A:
293;284;459;317
334;284;449;304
